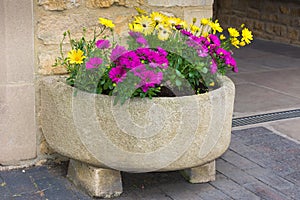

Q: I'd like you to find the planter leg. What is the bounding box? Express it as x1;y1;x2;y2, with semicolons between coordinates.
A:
67;159;123;198
181;160;216;183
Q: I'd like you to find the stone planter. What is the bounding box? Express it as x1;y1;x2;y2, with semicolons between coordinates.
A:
39;75;235;198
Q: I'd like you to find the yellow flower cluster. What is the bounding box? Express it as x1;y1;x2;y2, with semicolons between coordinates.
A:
227;25;253;48
127;9;231;44
129;11;188;40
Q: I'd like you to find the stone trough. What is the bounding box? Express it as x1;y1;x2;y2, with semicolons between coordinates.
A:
39;75;235;198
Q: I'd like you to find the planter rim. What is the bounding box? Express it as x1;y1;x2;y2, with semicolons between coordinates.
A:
42;74;232;100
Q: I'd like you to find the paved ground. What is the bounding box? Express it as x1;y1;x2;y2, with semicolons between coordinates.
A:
0;39;299;199
0;127;299;199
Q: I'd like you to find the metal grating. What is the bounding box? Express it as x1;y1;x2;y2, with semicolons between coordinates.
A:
232;109;300;127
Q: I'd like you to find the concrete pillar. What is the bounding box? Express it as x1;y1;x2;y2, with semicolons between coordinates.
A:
0;0;36;165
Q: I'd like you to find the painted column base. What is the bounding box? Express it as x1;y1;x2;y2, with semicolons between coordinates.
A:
181;160;216;183
67;159;123;198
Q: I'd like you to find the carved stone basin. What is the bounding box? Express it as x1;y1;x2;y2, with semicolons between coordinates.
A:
39;75;235;198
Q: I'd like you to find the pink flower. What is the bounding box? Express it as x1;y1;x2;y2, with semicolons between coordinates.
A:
129;31;142;39
86;57;103;69
110;45;127;62
109;66;127;83
96;39;110;49
131;64;147;76
216;48;230;58
181;30;192;37
210;59;218;74
208;34;221;46
118;51;141;69
136;70;163;92
136;37;149;47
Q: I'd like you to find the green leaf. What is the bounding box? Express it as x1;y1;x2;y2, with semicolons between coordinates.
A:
201;67;208;74
175;79;182;87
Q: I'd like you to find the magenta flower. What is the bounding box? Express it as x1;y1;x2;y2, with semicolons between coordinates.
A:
129;31;143;39
210;59;218;74
157;47;168;57
118;51;141;69
147;49;169;69
96;39;110;49
208;34;221;46
216;48;230;58
197;47;208;57
181;30;192;37
136;37;149;47
110;45;127;62
86;57;103;69
136;48;152;60
109;66;127;83
137;71;163;92
175;25;183;30
131;64;147;76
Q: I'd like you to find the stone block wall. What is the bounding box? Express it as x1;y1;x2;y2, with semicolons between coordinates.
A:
35;0;214;74
0;0;214;167
213;0;300;46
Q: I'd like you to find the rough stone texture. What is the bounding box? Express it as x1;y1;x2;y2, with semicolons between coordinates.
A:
35;0;214;73
181;160;216;183
148;0;213;7
214;0;300;46
86;0;144;8
0;84;36;165
0;0;36;165
183;7;213;24
39;75;235;172
38;0;80;11
67;159;122;198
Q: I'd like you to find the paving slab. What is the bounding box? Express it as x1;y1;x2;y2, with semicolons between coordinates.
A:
0;126;299;199
233;83;300;117
268;118;300;141
233;68;300;99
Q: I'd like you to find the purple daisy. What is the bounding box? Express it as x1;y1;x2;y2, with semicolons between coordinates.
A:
118;51;141;69
109;66;127;83
96;39;110;49
137;70;163;92
86;57;103;69
110;45;127;62
136;37;149;47
210;59;218;74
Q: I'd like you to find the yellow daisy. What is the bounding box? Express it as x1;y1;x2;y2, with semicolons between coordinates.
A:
134;15;155;35
239;41;246;47
209;20;223;34
190;24;200;34
166;17;181;26
67;49;86;64
220;34;226;40
155;22;171;31
241;28;253;44
178;20;188;29
150;12;166;23
98;18;115;29
201;18;210;26
158;28;170;41
202;32;209;37
129;23;143;33
228;27;240;38
230;37;240;48
135;7;148;15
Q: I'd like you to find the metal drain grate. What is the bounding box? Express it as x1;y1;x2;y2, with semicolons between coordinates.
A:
232;109;300;127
